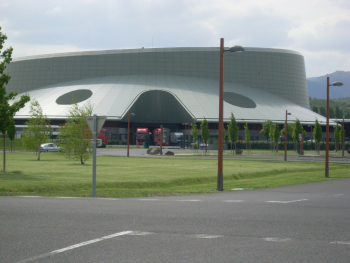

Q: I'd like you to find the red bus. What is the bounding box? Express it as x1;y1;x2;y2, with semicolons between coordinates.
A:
153;127;170;146
136;128;149;145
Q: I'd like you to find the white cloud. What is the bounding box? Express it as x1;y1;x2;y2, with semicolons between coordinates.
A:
0;0;349;77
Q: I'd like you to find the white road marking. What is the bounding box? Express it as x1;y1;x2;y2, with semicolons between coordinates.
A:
129;231;154;236
16;231;133;263
266;199;308;204
231;188;245;191
330;241;350;245
194;234;223;239
137;199;159;201
263;237;291;242
334;194;344;196
222;200;244;203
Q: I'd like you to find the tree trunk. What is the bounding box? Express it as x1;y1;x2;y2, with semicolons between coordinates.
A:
81;154;84;164
37;151;40;161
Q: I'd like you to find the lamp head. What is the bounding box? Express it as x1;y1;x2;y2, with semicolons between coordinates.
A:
228;45;245;53
331;81;343;87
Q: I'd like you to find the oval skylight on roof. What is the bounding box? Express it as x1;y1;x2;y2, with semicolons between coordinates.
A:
224;92;256;108
56;89;93;105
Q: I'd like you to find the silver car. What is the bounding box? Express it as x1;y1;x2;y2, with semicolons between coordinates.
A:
40;143;60;152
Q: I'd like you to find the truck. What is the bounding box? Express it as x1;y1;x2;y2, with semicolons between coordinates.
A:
153;127;170;146
136;128;149;145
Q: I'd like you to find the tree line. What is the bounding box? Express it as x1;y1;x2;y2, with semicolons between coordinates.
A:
312;105;350;119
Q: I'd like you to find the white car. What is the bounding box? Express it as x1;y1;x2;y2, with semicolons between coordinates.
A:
40;143;60;152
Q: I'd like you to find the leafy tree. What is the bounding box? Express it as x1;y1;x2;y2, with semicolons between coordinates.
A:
200;117;209;153
59;101;93;164
7;117;16;153
313;119;322;155
0;27;30;173
280;122;294;140
22;100;52;160
244;122;250;151
319;107;326;117
292;119;304;154
334;122;341;152
312;106;319;114
335;106;341;118
260;120;273;141
330;107;335;118
228;113;238;154
191;118;198;152
345;112;350;119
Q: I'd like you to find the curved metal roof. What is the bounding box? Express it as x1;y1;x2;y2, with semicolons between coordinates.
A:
14;74;327;125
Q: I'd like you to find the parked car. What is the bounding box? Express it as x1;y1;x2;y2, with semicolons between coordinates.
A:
40;143;60;152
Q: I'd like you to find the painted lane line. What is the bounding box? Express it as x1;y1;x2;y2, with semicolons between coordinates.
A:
266;199;308;204
194;234;223;239
16;231;133;263
263;237;291;242
330;241;350;245
222;200;244;203
334;194;344;196
129;231;153;236
137;199;159;201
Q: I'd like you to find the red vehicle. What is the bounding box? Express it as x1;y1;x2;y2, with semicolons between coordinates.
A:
85;128;108;145
153;127;170;146
98;128;108;145
136;128;149;145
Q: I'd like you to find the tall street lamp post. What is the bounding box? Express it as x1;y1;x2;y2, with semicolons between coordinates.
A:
342;118;345;157
127;112;135;157
284;111;291;162
217;38;244;191
325;77;343;178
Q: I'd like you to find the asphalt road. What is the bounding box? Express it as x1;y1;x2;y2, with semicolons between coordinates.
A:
1;178;349;263
97;147;350;164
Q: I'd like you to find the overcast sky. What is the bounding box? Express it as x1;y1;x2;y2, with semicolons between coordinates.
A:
1;0;349;78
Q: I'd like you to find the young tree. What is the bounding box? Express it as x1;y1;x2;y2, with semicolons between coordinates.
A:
59;101;93;164
22;100;52;160
191;118;198;152
244;123;250;152
313;119;322;155
261;120;273;148
0;27;30;173
200;117;209;153
292;119;304;154
334;122;341;152
228;113;238;154
7;117;16;153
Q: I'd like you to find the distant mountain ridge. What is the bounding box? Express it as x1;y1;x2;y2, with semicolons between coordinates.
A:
307;71;350;99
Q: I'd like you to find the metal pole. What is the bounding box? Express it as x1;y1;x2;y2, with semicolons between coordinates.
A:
92;114;97;197
217;38;224;191
160;125;163;155
325;77;330;178
342;118;345;157
311;125;313;149
127;111;130;157
284;110;288;162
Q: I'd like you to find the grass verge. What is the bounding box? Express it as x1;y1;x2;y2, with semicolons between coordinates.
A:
0;152;349;198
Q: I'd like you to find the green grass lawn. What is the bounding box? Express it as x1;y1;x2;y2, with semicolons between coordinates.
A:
1;152;349;198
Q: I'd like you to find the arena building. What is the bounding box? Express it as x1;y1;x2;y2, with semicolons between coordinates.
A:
5;47;330;143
